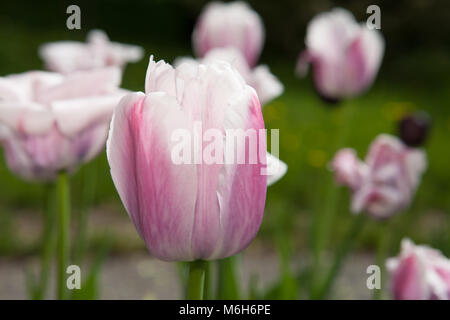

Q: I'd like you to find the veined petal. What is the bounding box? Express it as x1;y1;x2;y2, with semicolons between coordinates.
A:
107;92;198;261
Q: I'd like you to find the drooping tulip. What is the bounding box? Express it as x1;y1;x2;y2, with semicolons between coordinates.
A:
296;8;384;101
39;29;143;73
0;67;126;181
175;47;283;106
107;57;268;261
331;134;427;218
192;1;264;67
386;238;450;300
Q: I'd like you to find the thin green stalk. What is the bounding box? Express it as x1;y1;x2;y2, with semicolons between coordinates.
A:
216;256;240;299
203;261;211;300
187;260;207;300
57;171;71;300
313;213;366;299
33;183;57;300
373;221;391;300
73;162;98;264
311;101;355;297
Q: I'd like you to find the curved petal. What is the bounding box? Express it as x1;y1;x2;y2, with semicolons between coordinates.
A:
36;67;122;104
0;101;54;135
51;89;128;136
211;90;267;259
251;65;284;105
266;152;287;186
107;92;198;261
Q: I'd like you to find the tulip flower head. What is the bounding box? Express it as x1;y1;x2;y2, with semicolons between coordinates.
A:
387;239;450;300
296;8;384;101
175;48;283;106
192;1;264;67
39;29;143;73
331;134;427;218
0;68;125;181
107;56;268;261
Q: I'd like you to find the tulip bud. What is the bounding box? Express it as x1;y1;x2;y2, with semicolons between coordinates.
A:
387;239;450;300
107;57;268;261
296;8;384;101
192;1;264;67
398;111;431;147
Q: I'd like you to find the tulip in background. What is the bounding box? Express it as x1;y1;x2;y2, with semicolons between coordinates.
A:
0;67;126;299
0;67;125;180
387;239;450;300
317;134;428;299
192;1;264;67
332;134;427;218
296;8;384;101
176;47;284;106
107;56;269;298
39;29;143;73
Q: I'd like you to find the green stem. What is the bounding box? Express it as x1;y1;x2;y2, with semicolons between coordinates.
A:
73;162;98;264
33;183;57;299
311;102;355;296
57;171;71;300
313;213;366;299
203;261;211;300
187;260;207;300
217;257;240;299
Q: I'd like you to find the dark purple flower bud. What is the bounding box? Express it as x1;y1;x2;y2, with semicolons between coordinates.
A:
398;112;431;147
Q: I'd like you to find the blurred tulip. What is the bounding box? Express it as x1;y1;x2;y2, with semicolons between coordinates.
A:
193;1;264;67
0;68;126;181
107;56;268;261
398;111;431;147
387;238;450;300
39;30;143;73
176;48;283;106
296;8;384;101
332;134;427;218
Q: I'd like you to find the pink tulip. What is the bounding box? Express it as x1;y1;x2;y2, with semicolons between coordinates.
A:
332;134;427;218
192;1;264;67
39;30;143;73
296;8;384;100
0;68;126;181
106;56;267;261
175;48;283;105
387;239;450;300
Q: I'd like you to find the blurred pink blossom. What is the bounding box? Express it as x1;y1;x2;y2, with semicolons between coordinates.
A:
387;239;450;300
0;67;126;181
39;30;143;73
332;134;427;218
192;1;264;67
107;57;268;261
296;8;384;100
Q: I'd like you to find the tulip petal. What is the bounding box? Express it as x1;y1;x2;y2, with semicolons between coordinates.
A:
36;67;122;104
51;89;128;136
251;65;284;105
107;92;198;261
266;152;288;186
